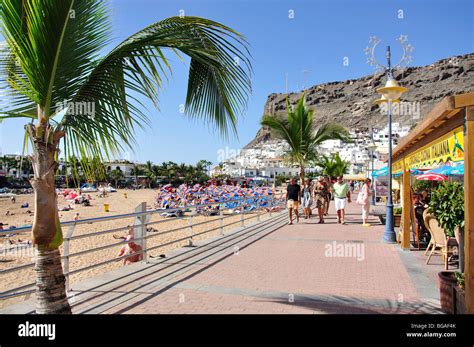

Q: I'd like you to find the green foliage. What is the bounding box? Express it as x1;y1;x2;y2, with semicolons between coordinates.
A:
275;175;289;186
393;207;402;215
428;181;464;238
413;179;432;192
455;272;465;289
261;94;350;182
0;1;252;179
136;161;210;185
109;168;124;180
313;153;349;178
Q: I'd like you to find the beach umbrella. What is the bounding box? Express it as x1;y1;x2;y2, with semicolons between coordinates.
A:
410;169;424;175
451;164;464;175
372;166;388;178
415;173;448;181
427;165;454;176
376;166;425;178
451;164;464;176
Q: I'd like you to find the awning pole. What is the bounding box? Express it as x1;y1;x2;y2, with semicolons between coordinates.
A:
464;105;474;313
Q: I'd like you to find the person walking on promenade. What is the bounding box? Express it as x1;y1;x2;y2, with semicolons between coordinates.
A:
358;178;372;226
301;179;312;219
313;176;328;224
286;178;301;225
333;175;351;225
324;176;332;216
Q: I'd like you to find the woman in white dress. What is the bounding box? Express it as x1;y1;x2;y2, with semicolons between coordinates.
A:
301;179;313;219
360;178;372;226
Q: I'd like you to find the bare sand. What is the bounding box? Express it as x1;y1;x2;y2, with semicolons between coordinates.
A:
0;188;280;309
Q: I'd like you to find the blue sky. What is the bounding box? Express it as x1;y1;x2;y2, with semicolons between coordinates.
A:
1;0;473;166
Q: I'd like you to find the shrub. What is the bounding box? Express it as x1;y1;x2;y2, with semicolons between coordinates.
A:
428;181;464;238
393;207;402;215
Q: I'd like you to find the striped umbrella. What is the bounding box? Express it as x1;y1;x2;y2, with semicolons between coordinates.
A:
415;173;448;181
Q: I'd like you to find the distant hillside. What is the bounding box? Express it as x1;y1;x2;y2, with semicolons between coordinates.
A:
245;53;474;149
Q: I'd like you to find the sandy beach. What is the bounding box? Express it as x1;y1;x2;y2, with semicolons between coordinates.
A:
0;188;279;309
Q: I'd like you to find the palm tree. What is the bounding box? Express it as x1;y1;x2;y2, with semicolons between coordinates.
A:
165;161;178;182
0;0;251;314
109;168;124;188
197;159;213;176
143;161;156;188
261;95;351;184
314;153;350;179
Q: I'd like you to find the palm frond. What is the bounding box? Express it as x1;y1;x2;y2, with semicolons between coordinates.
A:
0;40;36;119
0;0;111;118
313;122;352;145
1;2;252;183
60;15;252;177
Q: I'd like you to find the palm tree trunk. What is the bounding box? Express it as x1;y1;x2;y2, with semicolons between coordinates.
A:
35;247;71;314
300;166;305;185
28;123;71;314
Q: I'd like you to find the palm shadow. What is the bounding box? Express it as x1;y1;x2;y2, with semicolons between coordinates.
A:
256;294;443;314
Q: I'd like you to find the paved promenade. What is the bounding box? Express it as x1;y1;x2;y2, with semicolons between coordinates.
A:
2;197;444;314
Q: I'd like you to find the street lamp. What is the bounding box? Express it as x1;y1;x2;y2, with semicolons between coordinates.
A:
377;64;408;243
366;36;410;243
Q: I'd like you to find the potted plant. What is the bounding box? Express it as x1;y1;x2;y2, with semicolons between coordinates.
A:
393;207;402;227
428;181;465;314
454;272;466;314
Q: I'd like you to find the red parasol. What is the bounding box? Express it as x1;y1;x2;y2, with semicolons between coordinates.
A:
415;173;448;181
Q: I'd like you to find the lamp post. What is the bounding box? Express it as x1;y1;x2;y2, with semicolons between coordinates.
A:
366;37;411;243
376;54;408;243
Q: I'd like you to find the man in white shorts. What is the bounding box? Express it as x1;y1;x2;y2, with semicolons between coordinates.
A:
332;176;351;224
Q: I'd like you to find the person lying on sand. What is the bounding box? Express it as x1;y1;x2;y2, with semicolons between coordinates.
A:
9;239;32;245
264;206;282;212
59;204;73;211
113;225;134;240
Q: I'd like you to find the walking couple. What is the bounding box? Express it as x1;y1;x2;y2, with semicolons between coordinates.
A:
331;176;372;226
286;176;331;225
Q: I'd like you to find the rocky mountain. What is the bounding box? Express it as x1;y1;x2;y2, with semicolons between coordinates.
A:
244;53;474;149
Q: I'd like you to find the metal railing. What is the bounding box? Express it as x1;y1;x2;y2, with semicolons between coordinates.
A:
0;193;285;299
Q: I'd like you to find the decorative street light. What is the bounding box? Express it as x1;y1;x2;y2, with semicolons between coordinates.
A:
365;36;411;243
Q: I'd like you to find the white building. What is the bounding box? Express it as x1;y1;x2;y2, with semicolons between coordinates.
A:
219;122;410;180
104;160;135;177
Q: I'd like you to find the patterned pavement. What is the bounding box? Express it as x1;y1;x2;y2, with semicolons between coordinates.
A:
2;196;444;314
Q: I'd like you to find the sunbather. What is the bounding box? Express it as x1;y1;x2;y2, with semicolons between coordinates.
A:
117;234;143;265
